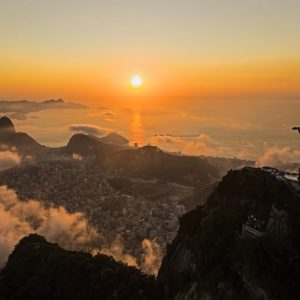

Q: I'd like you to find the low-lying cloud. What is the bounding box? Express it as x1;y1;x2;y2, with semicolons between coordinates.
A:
141;239;162;275
256;147;300;171
150;134;216;156
0;185;98;266
68;124;112;136
0;99;87;120
99;235;138;267
0;185;162;275
99;235;162;276
0;150;21;171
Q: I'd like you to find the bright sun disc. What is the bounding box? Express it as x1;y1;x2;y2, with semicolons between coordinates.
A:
130;75;143;88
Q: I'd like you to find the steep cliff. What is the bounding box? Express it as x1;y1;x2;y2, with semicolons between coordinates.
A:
157;167;300;300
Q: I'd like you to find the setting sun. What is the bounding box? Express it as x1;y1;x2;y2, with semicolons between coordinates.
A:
130;75;143;89
1;2;300;296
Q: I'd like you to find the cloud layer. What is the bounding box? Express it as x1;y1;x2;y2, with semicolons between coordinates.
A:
99;235;162;275
150;134;216;156
0;150;21;171
68;124;112;136
255;147;300;171
0;185;162;275
0;99;87;120
0;185;98;266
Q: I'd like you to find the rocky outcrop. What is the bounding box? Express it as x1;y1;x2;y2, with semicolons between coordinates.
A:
0;116;44;154
157;167;300;300
0;116;15;135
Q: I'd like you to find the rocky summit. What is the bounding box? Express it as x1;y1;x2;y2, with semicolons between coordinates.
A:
0;116;15;135
157;167;300;300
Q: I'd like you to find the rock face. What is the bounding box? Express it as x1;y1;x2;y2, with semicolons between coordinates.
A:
0;116;15;135
0;234;155;300
157;167;300;300
0;116;43;154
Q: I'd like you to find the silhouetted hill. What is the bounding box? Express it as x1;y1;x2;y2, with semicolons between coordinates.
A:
0;116;15;135
100;132;129;146
0;116;44;153
64;140;219;185
0;117;251;182
157;167;300;299
111;146;218;185
205;156;255;177
0;234;154;300
65;133;122;160
6;132;42;150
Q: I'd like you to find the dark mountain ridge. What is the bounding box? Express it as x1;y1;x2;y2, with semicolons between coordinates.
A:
0;117;252;183
1;168;300;299
111;145;218;185
0;116;44;154
99;132;129;146
0;234;154;300
157;167;300;299
64;133;123;159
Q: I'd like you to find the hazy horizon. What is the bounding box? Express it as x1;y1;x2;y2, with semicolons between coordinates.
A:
1;0;300;161
1;2;300;297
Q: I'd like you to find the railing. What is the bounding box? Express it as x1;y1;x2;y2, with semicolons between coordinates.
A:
242;224;264;238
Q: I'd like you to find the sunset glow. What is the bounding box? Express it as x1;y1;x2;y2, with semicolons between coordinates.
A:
0;0;299;159
130;75;144;89
0;1;300;295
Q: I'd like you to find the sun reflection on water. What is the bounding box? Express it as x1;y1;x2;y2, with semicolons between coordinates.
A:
130;112;145;147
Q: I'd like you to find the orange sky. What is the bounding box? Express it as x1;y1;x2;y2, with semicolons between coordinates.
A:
1;1;300;161
1;56;300;107
1;0;300;107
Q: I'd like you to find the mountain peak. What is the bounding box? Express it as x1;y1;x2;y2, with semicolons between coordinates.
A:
43;98;64;104
100;132;129;145
0;116;16;134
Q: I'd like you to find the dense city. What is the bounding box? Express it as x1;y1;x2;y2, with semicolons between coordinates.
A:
0;159;193;261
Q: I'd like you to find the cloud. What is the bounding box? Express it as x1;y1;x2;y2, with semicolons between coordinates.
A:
119;108;133;115
0;99;87;120
98;235;162;275
98;106;109;111
255;147;300;171
0;185;98;266
0;150;21;171
92;111;115;122
0;185;162;275
99;235;138;267
180;112;255;130
150;134;216;156
89;107;133;122
141;239;162;276
68;124;112;136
